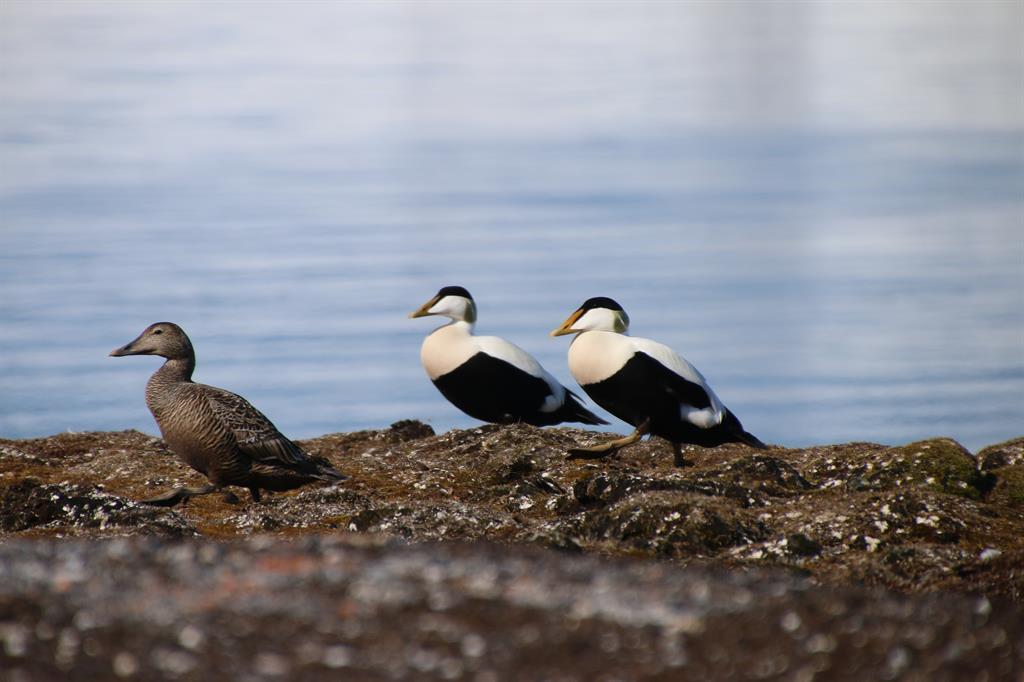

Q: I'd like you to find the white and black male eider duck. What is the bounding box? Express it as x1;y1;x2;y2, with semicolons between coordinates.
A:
110;322;345;506
551;297;766;465
410;286;607;427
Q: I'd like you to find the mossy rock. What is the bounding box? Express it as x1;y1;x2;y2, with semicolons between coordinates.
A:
976;437;1024;506
977;437;1024;471
987;465;1024;506
721;454;815;496
570;471;691;507
857;439;988;500
572;491;767;557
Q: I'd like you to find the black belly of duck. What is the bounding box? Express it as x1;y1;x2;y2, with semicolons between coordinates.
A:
579;352;754;447
431;352;565;426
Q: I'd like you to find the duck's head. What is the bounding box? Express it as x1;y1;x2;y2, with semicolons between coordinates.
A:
110;322;194;360
551;297;629;336
409;286;477;324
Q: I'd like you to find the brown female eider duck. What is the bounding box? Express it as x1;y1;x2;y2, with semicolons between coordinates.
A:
110;322;345;506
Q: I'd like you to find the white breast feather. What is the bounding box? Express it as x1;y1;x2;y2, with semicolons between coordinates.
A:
567;331;637;385
420;323;478;380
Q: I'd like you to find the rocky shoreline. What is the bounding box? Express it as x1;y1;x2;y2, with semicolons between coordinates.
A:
1;423;1022;679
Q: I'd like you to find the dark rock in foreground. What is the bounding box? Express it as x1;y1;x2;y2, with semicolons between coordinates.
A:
0;536;1019;681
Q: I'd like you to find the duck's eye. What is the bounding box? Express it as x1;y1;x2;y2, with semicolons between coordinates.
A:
153;329;163;335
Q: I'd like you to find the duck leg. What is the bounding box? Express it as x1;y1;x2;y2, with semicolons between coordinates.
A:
139;484;219;507
672;442;694;468
567;418;650;459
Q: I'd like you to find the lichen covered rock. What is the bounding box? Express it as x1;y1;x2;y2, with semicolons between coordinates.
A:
1;423;1022;600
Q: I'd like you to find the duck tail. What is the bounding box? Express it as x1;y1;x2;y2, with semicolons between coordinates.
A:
724;410;768;449
564;392;609;426
308;454;347;481
738;430;768;449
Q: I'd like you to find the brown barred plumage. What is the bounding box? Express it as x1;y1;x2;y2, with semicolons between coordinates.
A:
112;322;345;506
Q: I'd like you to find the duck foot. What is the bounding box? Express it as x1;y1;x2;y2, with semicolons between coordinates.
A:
566;445;619;460
139;484;219;508
566;419;650;461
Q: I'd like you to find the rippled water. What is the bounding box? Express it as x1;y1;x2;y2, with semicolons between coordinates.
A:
1;1;1022;450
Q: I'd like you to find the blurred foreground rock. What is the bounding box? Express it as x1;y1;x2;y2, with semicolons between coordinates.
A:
1;424;1022;679
0;536;1019;681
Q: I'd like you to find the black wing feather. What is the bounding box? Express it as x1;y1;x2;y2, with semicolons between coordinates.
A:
632;352;713;409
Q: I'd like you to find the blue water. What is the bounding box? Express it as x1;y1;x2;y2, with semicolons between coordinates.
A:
1;1;1022;451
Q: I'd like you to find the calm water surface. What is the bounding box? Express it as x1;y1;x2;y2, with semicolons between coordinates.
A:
1;1;1022;451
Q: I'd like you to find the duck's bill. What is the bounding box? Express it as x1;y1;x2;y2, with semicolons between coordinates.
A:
109;334;149;356
408;296;440;319
550;310;582;337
